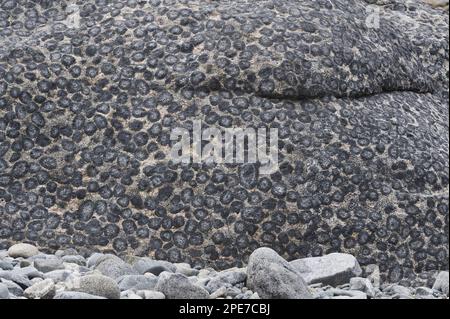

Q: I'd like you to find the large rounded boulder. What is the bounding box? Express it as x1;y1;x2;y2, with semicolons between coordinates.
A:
0;0;448;282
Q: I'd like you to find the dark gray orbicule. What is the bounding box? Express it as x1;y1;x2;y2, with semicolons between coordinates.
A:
0;0;448;282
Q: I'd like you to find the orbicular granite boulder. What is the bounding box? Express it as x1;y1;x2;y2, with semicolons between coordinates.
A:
0;0;448;282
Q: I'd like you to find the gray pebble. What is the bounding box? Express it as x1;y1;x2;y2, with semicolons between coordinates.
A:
350;277;376;298
247;248;312;299
133;258;176;276
155;272;210;299
7;244;39;259
71;274;121;299
0;260;13;271
0;283;10;299
136;290;166;299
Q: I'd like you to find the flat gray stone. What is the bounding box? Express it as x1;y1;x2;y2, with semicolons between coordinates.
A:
72;275;121;299
432;271;449;296
415;294;439;300
226;286;243;298
133;258;176;276
365;264;381;288
175;263;199;277
0;283;9;299
8;243;40;258
0;270;32;288
24;279;56;299
328;288;367;299
247;248;313;299
116;274;158;291
155;272;210;299
54;291;106;299
332;295;361;300
290;253;362;286
55;249;79;258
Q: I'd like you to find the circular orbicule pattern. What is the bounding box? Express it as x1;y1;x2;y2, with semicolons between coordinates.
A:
0;0;448;282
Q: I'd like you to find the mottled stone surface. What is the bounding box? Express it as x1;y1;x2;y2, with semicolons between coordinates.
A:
7;243;39;258
70;274;121;299
290;253;362;286
53;291;106;299
0;0;448;282
432;271;449;296
1;248;449;299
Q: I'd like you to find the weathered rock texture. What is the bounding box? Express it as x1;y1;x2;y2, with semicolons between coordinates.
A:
290;253;362;286
247;247;313;299
0;0;448;282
